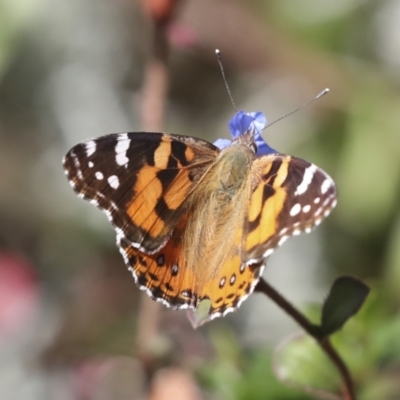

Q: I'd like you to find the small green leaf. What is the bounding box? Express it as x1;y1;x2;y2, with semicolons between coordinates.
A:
321;276;370;336
186;299;212;328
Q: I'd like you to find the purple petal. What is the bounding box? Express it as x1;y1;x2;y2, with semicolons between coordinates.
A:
213;138;232;150
228;111;267;139
228;111;276;155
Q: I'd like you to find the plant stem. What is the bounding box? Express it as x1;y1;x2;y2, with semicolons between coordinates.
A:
255;277;356;400
135;4;172;358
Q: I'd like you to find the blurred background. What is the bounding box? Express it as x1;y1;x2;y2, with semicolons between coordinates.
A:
1;0;400;399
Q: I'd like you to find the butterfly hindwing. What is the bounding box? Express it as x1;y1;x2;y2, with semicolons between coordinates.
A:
244;154;337;263
63;132;219;253
118;213;264;322
117;214;195;309
195;225;265;320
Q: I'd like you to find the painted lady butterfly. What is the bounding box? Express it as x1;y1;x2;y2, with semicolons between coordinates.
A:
63;110;337;323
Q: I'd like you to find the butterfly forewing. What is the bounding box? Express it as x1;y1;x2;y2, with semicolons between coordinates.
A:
244;154;337;263
63;132;218;253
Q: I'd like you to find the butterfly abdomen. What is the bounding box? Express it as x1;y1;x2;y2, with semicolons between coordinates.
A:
183;145;254;281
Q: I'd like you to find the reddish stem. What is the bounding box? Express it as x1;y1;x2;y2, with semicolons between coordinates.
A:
135;3;174;358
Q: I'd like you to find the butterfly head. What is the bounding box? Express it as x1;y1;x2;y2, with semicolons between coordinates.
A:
214;111;277;155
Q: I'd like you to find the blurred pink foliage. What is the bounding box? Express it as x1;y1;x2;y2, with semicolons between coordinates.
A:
166;23;199;48
0;252;40;338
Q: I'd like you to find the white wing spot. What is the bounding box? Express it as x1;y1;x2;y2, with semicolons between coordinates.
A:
279;227;288;235
315;207;323;216
86;141;96;157
263;248;274;258
314;197;320;204
278;235;288;246
88;161;94;168
115;133;130;166
303;205;311;213
95;171;104;180
332;199;337;208
295;164;317;195
230;275;236;285
115;228;125;241
290;203;301;216
321;179;332;194
110;201;118;212
120;249;129;264
107;175;120;189
219;277;226;288
323;197;331;207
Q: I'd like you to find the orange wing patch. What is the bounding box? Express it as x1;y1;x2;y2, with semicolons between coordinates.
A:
199;256;264;318
244;154;337;263
118;215;199;309
118;215;264;318
126;166;193;241
245;155;290;261
125;137;202;251
196;226;264;319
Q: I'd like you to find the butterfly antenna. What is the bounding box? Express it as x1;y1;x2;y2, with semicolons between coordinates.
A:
264;88;330;131
215;49;239;114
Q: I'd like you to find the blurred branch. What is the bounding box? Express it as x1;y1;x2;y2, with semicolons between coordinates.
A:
255;277;356;400
135;0;182;358
139;1;172;131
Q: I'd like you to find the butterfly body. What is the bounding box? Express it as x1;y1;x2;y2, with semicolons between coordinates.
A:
183;142;254;279
63;111;337;323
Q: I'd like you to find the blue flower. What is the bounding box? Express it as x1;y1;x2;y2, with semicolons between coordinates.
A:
214;111;276;155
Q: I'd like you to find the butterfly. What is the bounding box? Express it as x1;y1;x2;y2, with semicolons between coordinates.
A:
63;111;337;324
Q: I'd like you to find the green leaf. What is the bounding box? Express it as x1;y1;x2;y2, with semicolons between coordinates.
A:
321;276;370;336
187;299;212;328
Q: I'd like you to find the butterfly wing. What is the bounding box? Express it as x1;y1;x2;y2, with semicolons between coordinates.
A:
118;213;264;321
244;154;337;263
63;132;218;253
193;225;265;321
117;214;193;309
